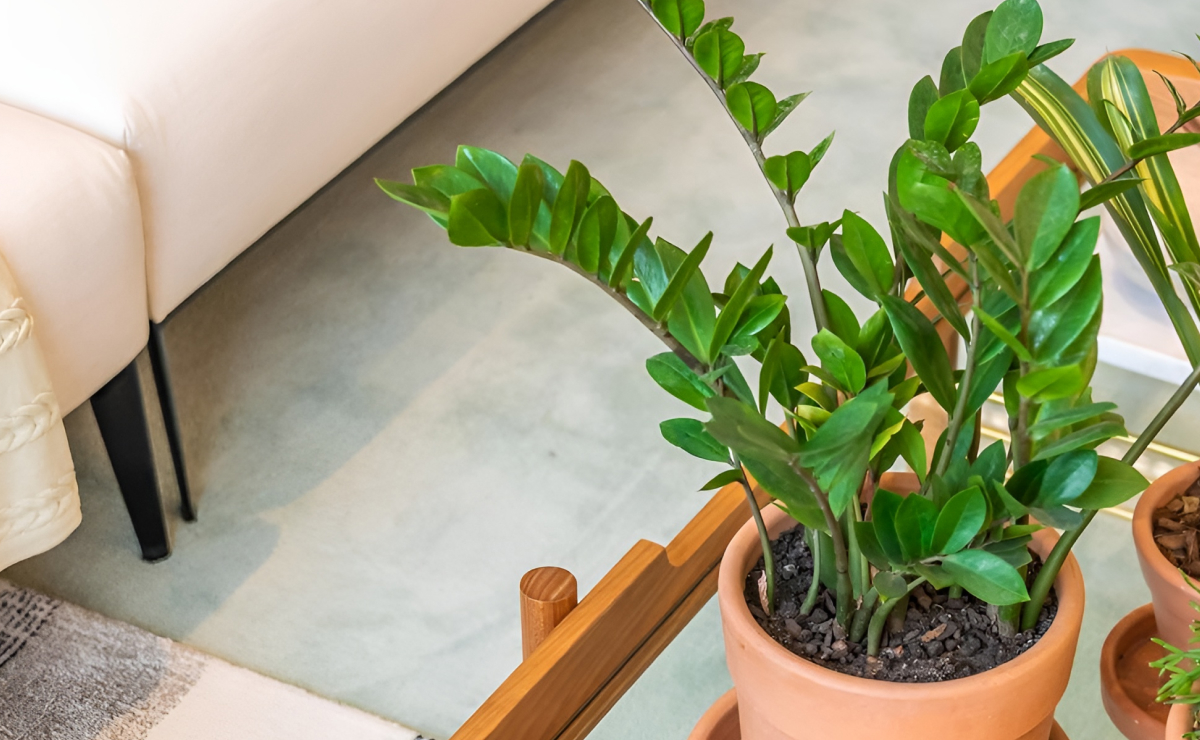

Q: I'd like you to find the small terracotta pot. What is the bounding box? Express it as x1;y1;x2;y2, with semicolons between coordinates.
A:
1133;460;1200;651
1167;701;1197;739
718;505;1084;740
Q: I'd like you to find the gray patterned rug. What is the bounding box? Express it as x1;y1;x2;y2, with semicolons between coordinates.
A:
0;580;424;739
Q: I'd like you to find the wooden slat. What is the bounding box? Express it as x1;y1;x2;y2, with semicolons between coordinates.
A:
450;481;768;740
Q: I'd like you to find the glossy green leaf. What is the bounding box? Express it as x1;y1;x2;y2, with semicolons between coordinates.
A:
841;210;894;300
726;82;778;140
699;468;743;491
942;549;1029;605
925;89;980;152
694;27;744;87
969;52;1028;104
940;46;967;96
1071;457;1149;509
575;195;618;272
974;305;1031;363
654;232;712;322
765;151;812;199
875;571;909;599
411;165;486;197
661;418;727;462
870;488;906;563
1015;164;1081;270
739;454;824;531
608;216;653;288
1127;132;1200;159
729;295;785;348
458;146;519;202
1028;257;1101;363
765;339;807;411
956;190;1022;264
1029;400;1118;439
896;420;928;483
811;329;866;395
651;0;705;39
1028;216;1099;308
726;53;763;87
932;487;987;555
1035;450;1098;508
829;235;875;300
1016;365;1085;402
376;180;451;218
709;246;770;356
983;536;1035;569
984;0;1042;63
1078;177;1144;211
657;238;717;363
762;92;810;139
881;295;956;411
1031;420;1126;461
448;189;508;246
705;396;802;463
646;352;714;411
961;11;993;82
822;290;861;346
896;493;939;561
507;162;545;247
800;382;894;516
549;161;590;255
908;76;940;141
887;199;970;339
1027;38;1075;66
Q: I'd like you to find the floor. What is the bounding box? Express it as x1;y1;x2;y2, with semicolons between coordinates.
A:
8;0;1200;738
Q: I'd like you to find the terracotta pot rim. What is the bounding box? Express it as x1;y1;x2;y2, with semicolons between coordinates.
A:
718;504;1085;698
1133;460;1200;593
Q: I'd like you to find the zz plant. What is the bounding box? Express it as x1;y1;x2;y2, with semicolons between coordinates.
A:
378;0;1198;655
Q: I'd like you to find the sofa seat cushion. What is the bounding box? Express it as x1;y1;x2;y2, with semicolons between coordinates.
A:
0;0;552;321
0;104;147;413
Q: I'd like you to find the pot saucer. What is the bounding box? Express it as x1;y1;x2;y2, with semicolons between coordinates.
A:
1101;604;1171;740
688;688;1069;739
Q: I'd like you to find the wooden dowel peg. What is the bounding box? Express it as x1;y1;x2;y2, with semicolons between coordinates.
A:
520;566;578;659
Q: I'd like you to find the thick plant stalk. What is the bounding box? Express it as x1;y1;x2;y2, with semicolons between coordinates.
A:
795;463;853;626
800;528;822;615
633;0;830;333
867;578;927;656
734;456;776;614
1020;361;1200;630
849;587;879;643
930;256;982;484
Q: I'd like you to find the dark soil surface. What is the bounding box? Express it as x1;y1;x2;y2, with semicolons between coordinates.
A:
743;524;1057;682
1152;475;1200;577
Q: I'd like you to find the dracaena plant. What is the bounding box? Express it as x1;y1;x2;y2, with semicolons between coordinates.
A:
376;0;1191;655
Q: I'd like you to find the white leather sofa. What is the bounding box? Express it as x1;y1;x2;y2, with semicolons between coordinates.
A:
0;0;554;559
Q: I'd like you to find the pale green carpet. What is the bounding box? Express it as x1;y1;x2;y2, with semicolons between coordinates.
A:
6;0;1200;738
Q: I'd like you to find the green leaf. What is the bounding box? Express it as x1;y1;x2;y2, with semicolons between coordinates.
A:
608;216;653;288
730;295;785;347
762;92;810;139
448;189;508;246
956;190;1023;265
1029;400;1118;439
932;487;987;555
700;468;743;491
875;571;909;599
1027;38;1075;66
800;383;894;516
881;295;957;411
1028;216;1099;308
661;418;727;462
377;180;451;219
549;161;590;255
650;0;705;39
941;549;1030;605
983;536;1035;568
508;162;545;247
1071;457;1149;509
940;46;967;96
740;454;824;531
726;82;778;140
829;235;875;300
411;165;486;197
646;353;714;411
811;329;867;395
971;441;1009;485
786;221;838;251
969;52;1028;105
870;489;906;563
1127;132;1200;159
765;151;813;199
763;338;807;411
725;53;762;88
1035;450;1098;508
974;305;1031;363
710;247;773;357
925;89;980;152
1172;262;1200;292
840;210;894;300
887;198;970;339
1079;177;1144;211
1016;365;1085;402
1032;421;1126;461
908;76;941;141
1014;164;1081;270
985;0;1043;63
705;396;802;463
1028;257;1101;363
458;146;519;202
657;238;717;363
576;195;618;272
822;290;861;346
811;131;836;168
694;27;745;88
896;493;939;561
654;232;712;321
961;11;993;82
896;420;928;482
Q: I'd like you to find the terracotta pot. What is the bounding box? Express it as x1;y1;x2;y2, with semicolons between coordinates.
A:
1168;701;1197;739
1134;460;1200;652
718;505;1085;740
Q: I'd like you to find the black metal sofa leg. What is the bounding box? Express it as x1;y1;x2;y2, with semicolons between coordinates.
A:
148;321;195;521
92;360;171;561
